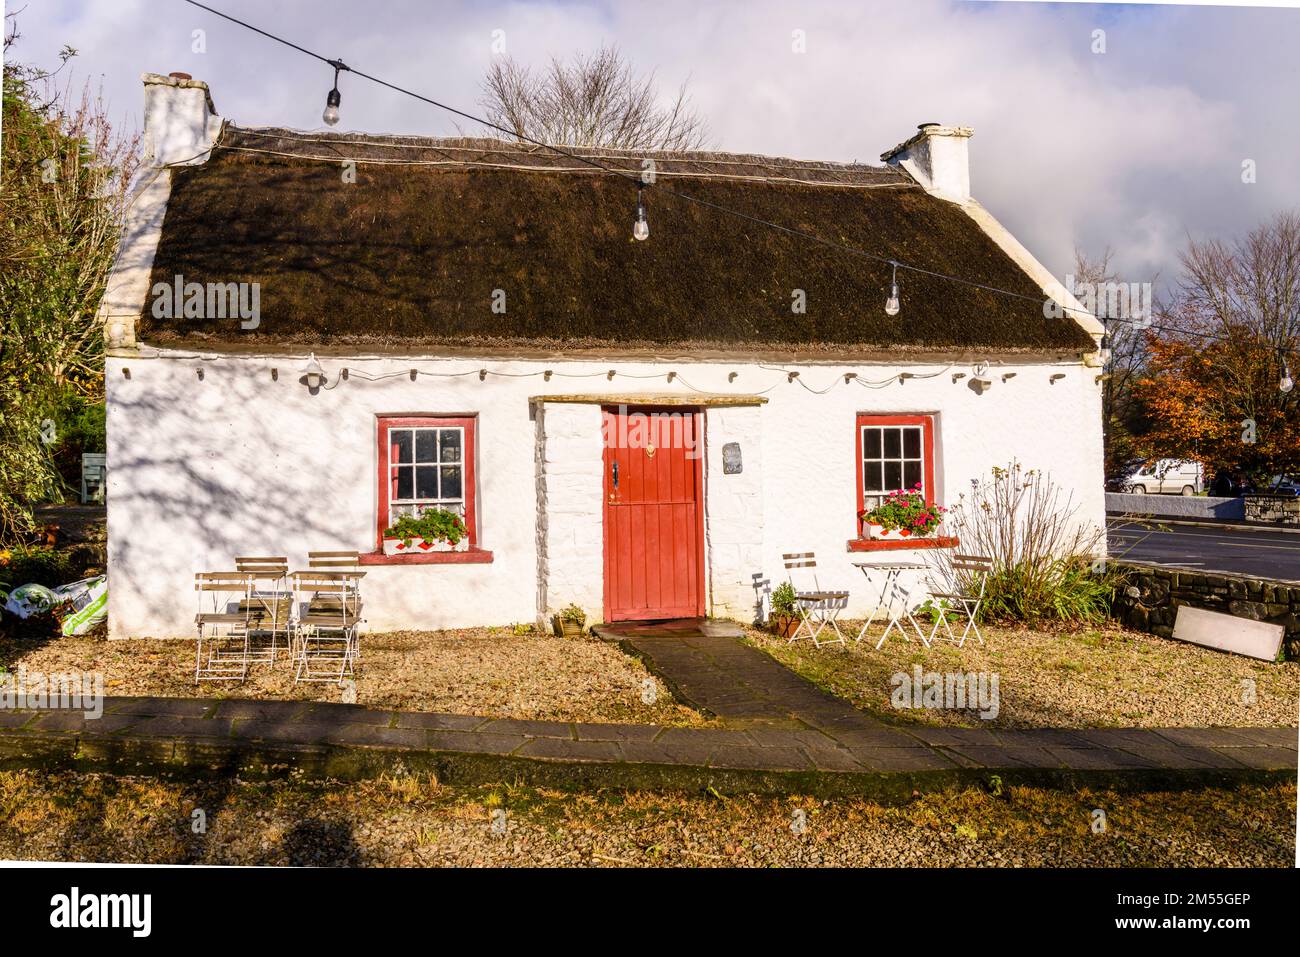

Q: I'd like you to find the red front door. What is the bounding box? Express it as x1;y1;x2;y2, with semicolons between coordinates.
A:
602;406;705;621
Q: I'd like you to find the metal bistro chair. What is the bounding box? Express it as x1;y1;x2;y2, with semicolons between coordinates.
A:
235;556;290;663
304;551;363;663
782;552;848;648
291;566;365;684
194;571;253;682
927;554;993;647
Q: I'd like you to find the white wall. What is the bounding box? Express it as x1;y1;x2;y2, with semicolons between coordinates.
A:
105;350;1103;638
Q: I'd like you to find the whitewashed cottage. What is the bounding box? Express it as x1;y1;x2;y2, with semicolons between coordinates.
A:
99;72;1104;638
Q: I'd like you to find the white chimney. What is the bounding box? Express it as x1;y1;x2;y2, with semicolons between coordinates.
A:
881;123;973;204
141;72;222;167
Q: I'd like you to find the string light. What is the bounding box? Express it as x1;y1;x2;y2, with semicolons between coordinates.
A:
633;186;649;241
884;261;900;316
1281;351;1294;394
322;59;349;127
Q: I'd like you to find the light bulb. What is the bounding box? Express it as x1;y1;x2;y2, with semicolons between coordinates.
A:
1282;370;1294;394
323;88;341;127
1098;334;1112;366
884;282;900;316
633;203;649;241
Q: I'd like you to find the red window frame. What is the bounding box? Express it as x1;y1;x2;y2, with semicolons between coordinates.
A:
855;414;936;535
375;415;478;551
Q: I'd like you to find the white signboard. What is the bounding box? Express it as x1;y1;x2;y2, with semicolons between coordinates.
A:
1172;605;1284;662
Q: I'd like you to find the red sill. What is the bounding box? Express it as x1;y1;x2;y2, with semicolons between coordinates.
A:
847;536;959;552
360;547;494;566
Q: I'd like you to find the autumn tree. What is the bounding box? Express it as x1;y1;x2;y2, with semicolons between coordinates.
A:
481;45;709;151
1136;211;1300;484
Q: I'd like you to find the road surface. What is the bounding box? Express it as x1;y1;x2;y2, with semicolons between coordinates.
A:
1107;519;1300;582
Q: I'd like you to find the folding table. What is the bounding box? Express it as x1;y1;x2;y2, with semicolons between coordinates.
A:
852;560;931;649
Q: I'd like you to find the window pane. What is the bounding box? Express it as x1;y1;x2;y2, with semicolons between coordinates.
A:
395;465;413;501
415;429;438;463
391;430;412;464
415;465;438;500
883;428;901;458
904;461;921;491
440;429;462;463
883;461;902;491
864;461;883;492
864;428;881;459
441;465;463;500
903;427;921;459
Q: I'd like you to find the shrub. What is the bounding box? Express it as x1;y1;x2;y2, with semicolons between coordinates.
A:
937;462;1121;624
0;545;75;589
771;581;797;617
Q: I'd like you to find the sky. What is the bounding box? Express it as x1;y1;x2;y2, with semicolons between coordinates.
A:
7;0;1300;292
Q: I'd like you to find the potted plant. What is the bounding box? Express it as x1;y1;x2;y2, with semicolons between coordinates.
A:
382;508;469;554
769;581;800;639
552;603;587;637
860;485;946;540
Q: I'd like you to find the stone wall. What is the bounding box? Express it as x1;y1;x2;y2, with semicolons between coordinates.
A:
1106;492;1243;521
1112;561;1299;658
1244;495;1300;526
703;406;764;621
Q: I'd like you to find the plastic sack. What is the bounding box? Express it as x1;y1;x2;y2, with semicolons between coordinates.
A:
54;576;108;636
3;583;60;619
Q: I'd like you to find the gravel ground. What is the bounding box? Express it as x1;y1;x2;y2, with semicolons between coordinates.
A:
0;770;1291;867
0;627;704;726
744;621;1300;729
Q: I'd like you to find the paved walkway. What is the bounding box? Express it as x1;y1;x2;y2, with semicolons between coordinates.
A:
592;619;876;729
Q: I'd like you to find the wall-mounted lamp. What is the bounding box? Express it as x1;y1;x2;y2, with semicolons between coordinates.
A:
971;362;994;392
301;353;326;390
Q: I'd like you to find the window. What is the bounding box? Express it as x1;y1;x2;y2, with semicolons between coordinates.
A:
856;414;936;528
376;416;478;548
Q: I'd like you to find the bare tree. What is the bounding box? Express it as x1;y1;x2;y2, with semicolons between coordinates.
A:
480;46;709;151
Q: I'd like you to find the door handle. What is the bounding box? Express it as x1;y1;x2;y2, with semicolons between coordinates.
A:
611;461;619;490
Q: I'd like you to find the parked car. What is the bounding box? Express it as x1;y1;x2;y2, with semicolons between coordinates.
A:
1122;459;1204;496
1264;474;1300;496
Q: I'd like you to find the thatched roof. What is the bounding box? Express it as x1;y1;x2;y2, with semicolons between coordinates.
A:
138;124;1094;356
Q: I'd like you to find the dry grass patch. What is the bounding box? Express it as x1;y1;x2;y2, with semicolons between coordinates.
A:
0;626;705;726
0;770;1291;867
743;621;1300;729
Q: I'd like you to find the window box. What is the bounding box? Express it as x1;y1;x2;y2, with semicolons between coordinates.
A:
848;536;959;553
382;536;470;556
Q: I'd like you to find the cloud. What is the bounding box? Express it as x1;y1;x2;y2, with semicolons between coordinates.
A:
9;0;1300;292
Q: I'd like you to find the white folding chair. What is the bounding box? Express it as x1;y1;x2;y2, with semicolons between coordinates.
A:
291;570;365;683
782;552;848;647
927;554;992;647
235;556;289;663
194;572;252;682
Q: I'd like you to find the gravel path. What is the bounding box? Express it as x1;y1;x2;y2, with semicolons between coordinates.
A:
744;621;1300;729
0;770;1290;867
0;627;705;726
